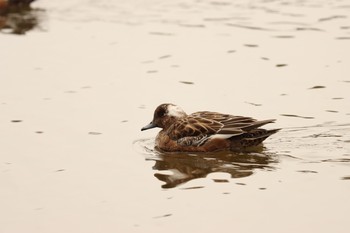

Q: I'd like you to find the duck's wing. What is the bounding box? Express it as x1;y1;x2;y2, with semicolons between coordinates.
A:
168;115;243;140
191;111;276;133
191;111;255;124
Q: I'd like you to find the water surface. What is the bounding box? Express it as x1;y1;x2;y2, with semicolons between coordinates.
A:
1;0;350;232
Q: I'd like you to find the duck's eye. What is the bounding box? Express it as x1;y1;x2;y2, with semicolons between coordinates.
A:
156;108;166;117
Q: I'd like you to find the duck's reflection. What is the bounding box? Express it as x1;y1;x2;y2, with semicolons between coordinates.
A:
149;150;278;188
0;0;43;35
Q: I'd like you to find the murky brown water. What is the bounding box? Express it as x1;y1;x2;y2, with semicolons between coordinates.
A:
1;0;350;232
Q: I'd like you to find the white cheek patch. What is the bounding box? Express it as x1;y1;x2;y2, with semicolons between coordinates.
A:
167;105;186;118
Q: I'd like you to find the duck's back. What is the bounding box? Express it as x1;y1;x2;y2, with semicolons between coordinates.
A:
156;112;279;152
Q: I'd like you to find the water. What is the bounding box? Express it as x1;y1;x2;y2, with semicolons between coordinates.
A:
1;0;350;232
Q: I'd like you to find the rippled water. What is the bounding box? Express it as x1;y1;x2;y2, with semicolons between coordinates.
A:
1;0;350;232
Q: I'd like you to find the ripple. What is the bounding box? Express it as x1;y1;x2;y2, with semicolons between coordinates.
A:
318;15;347;22
203;17;247;21
178;23;205;28
276;64;288;67
280;114;314;119
273;35;295;39
326;110;338;113
297;170;318;174
296;27;324;31
306;133;342;138
322;158;350;163
146;70;158;74
335;37;350;40
158;55;172;59
244;44;259;47
133;138;158;157
179;81;195;85
226;23;275;31
149;32;174;36
245;101;262;106
11;120;22;123
309;85;326;89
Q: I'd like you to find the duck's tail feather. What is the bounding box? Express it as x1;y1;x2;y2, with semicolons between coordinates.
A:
230;128;281;149
241;119;276;131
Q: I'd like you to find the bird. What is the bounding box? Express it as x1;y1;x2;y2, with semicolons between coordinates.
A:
141;103;279;152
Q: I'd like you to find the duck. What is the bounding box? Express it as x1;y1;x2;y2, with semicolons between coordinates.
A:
141;103;279;152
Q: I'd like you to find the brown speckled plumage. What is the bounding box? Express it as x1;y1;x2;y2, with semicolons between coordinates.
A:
141;103;279;152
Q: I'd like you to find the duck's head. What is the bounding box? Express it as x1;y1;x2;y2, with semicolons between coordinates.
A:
141;103;187;131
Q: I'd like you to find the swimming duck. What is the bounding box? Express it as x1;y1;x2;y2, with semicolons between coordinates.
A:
141;103;279;152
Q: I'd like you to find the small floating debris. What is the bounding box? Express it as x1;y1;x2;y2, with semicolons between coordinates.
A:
65;90;77;94
88;132;102;135
341;176;350;180
332;97;343;100
35;131;44;134
259;187;267;190
179;81;194;85
11;120;22;123
309;85;326;89
276;64;288;67
280;114;314;119
261;57;269;60
121;120;128;123
227;50;236;53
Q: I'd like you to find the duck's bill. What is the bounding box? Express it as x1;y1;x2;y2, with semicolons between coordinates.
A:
141;122;157;131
